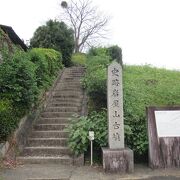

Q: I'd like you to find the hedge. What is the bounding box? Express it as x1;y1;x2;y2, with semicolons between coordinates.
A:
0;48;63;141
29;48;63;88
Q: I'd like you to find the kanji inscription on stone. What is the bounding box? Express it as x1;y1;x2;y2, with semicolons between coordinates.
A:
108;61;124;149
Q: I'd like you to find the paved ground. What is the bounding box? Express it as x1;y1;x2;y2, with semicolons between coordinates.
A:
1;163;180;180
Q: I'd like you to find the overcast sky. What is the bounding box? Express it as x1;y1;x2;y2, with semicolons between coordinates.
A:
0;0;180;70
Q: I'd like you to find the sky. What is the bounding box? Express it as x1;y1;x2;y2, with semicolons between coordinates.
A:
0;0;180;70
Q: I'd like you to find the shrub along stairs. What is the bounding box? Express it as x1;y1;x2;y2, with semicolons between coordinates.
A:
17;67;85;165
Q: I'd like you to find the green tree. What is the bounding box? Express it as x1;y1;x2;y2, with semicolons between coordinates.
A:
30;20;74;66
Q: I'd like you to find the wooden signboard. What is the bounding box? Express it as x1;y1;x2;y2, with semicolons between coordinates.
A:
147;106;180;169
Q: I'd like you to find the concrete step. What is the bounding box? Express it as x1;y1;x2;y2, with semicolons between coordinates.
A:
17;155;73;165
55;84;82;88
57;80;81;86
53;91;83;96
63;70;84;73
65;67;85;71
62;79;81;82
61;81;81;84
60;85;81;89
59;81;81;85
62;76;83;79
57;82;81;86
50;97;82;103
22;146;72;156
53;87;83;94
62;77;81;81
66;66;84;69
45;107;79;113
30;131;69;138
18;67;85;164
27;138;68;147
54;87;83;92
64;68;84;70
62;74;81;77
37;118;70;124
61;77;83;80
67;73;83;75
64;69;84;72
56;82;81;86
33;124;68;131
63;70;84;74
41;112;78;118
48;102;81;108
55;86;82;90
52;95;83;99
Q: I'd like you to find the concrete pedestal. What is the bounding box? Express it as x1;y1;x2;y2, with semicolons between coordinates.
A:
102;147;134;173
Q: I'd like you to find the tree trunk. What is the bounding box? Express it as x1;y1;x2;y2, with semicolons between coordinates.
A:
74;46;79;53
74;38;80;53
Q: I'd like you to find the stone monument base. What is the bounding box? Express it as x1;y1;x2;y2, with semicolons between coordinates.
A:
102;147;134;173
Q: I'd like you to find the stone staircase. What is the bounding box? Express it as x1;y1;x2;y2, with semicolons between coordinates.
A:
17;67;85;165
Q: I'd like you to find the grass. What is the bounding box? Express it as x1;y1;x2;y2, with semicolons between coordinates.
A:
123;65;180;155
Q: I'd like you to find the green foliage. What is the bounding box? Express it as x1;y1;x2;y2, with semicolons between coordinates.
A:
86;55;110;67
40;48;63;73
83;54;180;156
72;53;87;66
82;55;110;109
107;45;123;66
0;99;18;140
0;51;38;110
88;45;123;65
29;48;63;88
83;67;107;109
30;20;74;67
0;48;63;142
67;110;132;156
0;28;20;61
88;47;108;57
67;110;107;156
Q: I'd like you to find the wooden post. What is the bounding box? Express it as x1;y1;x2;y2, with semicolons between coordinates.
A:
147;106;180;169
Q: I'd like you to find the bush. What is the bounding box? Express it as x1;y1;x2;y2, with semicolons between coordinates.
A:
107;45;123;66
41;48;63;74
88;45;123;66
0;51;38;110
0;48;63;142
67;110;107;156
0;99;18;141
72;53;87;66
86;55;110;70
83;67;107;109
67;110;132;156
82;55;110;108
88;47;107;57
29;48;63;88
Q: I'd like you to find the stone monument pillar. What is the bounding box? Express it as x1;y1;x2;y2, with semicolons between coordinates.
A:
102;61;134;173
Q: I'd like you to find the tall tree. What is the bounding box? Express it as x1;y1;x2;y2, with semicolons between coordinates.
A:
30;20;74;66
61;0;109;53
